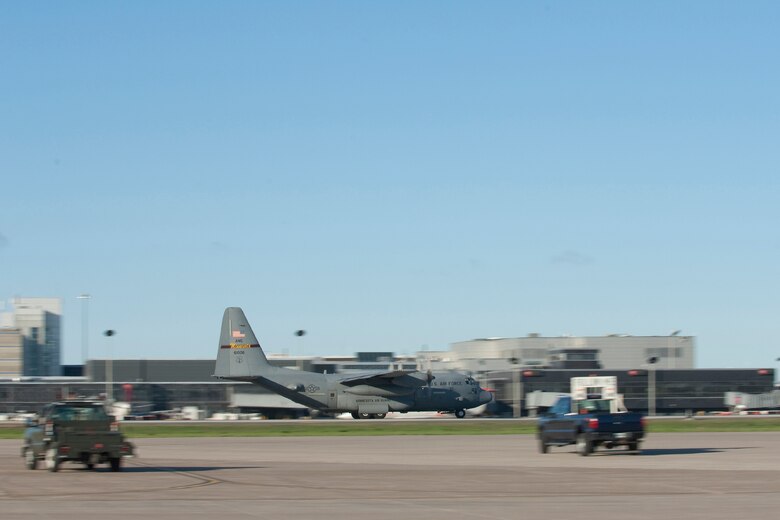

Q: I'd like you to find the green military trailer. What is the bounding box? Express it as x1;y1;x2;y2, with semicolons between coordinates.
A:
21;400;136;472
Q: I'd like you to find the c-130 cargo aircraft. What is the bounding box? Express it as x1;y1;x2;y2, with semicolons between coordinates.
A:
214;307;493;418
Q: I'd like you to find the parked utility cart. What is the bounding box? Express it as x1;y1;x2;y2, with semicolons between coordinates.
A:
21;400;135;472
537;376;646;455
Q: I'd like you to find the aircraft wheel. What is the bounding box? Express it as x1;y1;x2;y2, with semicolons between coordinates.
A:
374;413;386;419
358;413;372;419
24;447;38;470
455;409;466;419
45;446;60;472
350;412;360;419
576;434;592;456
110;457;122;472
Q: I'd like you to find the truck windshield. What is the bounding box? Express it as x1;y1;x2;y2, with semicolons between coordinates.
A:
51;405;109;421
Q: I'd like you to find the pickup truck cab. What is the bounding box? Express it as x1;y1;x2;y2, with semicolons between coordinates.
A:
537;395;645;456
21;400;135;472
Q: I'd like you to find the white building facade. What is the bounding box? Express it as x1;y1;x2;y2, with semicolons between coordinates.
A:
447;334;695;374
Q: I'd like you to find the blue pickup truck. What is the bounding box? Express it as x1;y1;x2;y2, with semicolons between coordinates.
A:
537;395;646;456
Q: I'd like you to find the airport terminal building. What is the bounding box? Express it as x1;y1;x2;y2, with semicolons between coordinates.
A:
0;300;775;417
448;334;695;373
0;356;775;418
483;367;776;416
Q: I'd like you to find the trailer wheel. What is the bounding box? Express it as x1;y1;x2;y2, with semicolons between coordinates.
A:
110;457;122;472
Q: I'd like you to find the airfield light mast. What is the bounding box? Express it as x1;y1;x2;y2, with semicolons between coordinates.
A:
104;330;116;402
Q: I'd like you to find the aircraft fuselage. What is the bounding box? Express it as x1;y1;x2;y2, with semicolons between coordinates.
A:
230;367;491;415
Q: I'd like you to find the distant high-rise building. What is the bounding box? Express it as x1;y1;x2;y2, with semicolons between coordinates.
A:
7;298;62;376
0;328;23;378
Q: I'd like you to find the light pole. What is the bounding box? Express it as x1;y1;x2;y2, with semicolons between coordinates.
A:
647;356;659;416
76;294;91;365
510;354;521;418
104;330;116;402
668;330;681;369
776;357;780;387
294;330;306;370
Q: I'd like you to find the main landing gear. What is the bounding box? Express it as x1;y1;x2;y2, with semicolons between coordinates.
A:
351;412;387;419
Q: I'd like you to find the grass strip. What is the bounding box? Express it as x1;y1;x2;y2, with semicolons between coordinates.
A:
2;417;780;439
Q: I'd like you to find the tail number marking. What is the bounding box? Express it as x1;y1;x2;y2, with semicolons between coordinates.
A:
223;342;258;349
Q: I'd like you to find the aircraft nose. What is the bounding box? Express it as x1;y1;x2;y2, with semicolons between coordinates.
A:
479;390;493;405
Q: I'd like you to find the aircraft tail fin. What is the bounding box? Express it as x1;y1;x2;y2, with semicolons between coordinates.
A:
214;307;270;379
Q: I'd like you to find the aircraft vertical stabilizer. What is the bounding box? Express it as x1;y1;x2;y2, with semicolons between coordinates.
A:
214;307;270;379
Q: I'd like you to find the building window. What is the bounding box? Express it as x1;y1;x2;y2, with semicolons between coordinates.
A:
646;347;682;359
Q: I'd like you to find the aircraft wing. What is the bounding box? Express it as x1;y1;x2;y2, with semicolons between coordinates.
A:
338;370;430;388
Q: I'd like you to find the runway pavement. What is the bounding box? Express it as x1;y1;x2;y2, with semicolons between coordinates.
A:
2;432;779;519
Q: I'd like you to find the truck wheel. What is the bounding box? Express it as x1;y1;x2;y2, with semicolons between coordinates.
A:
24;448;38;470
45;446;60;472
455;409;466;419
629;442;641;454
538;434;549;454
576;434;592;456
110;457;122;472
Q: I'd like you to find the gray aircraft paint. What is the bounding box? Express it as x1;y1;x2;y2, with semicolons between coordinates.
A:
214;307;493;417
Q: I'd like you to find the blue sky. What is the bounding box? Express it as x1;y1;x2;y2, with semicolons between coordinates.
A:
1;2;779;368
